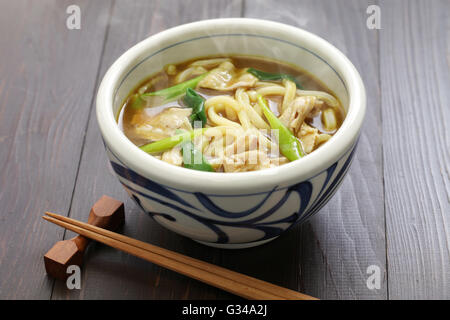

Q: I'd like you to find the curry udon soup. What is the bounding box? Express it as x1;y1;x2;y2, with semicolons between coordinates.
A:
118;56;345;173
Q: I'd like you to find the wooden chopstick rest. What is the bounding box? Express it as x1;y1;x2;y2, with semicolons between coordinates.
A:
44;195;125;280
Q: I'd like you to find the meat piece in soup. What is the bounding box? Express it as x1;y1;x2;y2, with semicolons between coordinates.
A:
118;55;345;173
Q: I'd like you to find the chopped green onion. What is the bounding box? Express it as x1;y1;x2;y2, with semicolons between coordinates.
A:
128;93;146;110
257;95;304;161
181;141;214;172
183;88;207;127
142;73;208;101
131;72;209;110
247;68;303;89
139;129;205;154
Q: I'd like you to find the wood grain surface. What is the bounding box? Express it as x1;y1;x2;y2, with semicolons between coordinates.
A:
0;0;111;299
380;0;449;299
0;0;448;300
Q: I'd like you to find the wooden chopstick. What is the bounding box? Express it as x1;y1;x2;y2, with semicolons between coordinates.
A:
43;212;317;300
44;212;315;300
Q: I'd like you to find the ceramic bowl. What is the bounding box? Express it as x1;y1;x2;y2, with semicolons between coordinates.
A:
96;18;366;249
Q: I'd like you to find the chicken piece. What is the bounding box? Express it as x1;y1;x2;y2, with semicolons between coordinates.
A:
133;107;192;141
308;99;325;118
278;96;317;136
219;128;289;172
161;146;183;166
175;66;208;84
223;150;268;172
269;156;289;167
224;132;259;156
189;58;232;68
223;150;288;172
298;122;332;154
316;133;332;146
298;123;318;154
198;61;257;91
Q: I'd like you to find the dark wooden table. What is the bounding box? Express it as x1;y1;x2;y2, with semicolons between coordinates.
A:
0;0;448;300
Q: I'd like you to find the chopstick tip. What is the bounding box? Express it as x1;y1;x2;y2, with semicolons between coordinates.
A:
45;211;58;218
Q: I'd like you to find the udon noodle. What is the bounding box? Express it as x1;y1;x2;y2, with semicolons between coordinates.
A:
118;56;345;173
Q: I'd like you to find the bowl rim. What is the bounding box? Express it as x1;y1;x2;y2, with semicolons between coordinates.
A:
96;18;366;194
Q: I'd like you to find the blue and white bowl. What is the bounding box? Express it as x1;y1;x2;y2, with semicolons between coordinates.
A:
96;18;366;249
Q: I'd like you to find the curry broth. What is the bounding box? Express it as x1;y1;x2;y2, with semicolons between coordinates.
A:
118;55;345;148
